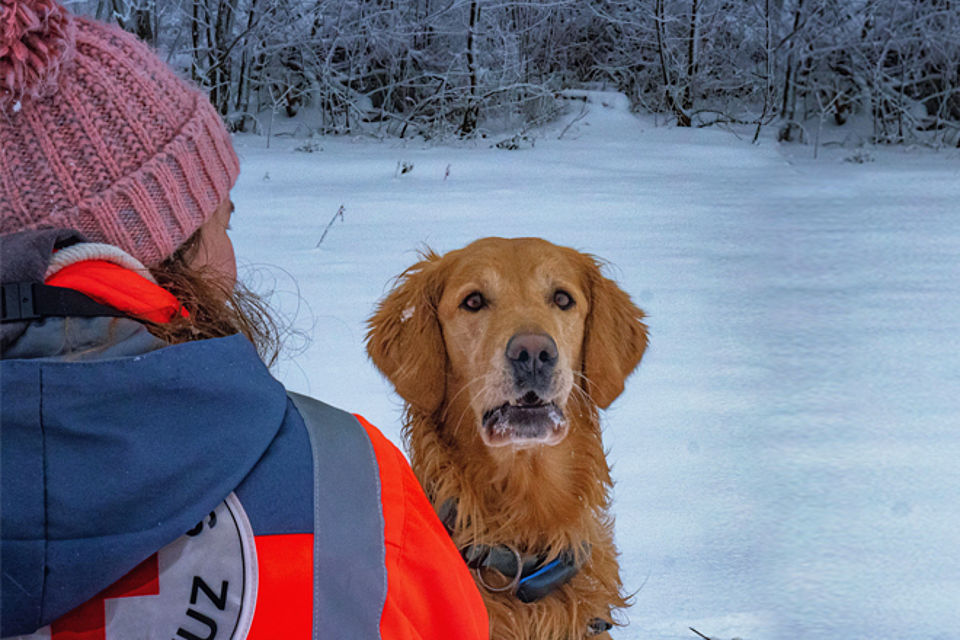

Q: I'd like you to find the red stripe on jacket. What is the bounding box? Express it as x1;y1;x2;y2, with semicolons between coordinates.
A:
246;534;312;639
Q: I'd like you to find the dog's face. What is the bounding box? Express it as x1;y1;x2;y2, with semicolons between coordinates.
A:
434;239;590;447
367;237;648;450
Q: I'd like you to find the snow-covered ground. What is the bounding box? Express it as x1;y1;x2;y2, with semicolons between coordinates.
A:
229;95;960;640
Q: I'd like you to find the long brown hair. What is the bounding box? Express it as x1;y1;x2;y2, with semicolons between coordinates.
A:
146;231;281;366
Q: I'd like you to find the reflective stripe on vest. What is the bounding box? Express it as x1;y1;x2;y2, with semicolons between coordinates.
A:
287;392;388;640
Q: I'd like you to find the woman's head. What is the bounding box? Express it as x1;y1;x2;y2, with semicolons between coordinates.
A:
0;0;239;267
1;1;278;361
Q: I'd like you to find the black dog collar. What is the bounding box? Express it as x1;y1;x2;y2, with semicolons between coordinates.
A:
438;499;613;634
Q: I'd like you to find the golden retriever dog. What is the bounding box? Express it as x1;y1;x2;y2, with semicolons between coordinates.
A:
366;237;648;640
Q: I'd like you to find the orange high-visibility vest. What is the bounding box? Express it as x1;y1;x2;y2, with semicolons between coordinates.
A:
26;398;488;640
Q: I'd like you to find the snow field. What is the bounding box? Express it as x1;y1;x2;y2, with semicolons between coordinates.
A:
229;95;960;640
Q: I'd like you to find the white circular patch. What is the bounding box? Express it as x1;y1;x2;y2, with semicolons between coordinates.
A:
13;493;258;640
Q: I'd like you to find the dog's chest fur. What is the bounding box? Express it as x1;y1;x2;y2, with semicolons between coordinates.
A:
406;405;628;640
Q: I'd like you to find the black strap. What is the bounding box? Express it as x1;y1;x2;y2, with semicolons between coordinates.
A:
1;282;127;323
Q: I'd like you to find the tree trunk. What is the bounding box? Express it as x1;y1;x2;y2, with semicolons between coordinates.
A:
236;0;258;123
461;0;481;135
132;6;155;46
680;0;698;126
655;0;689;126
191;0;203;85
211;0;235;116
779;0;805;140
785;0;805;120
753;0;773;143
110;0;124;28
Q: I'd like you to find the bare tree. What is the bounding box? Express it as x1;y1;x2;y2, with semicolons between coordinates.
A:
68;0;960;145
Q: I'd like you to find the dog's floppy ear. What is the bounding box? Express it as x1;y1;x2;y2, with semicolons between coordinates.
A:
366;252;447;414
582;259;649;409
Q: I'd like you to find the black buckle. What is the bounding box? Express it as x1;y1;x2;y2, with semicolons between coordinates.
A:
1;282;127;323
1;283;39;322
515;550;581;603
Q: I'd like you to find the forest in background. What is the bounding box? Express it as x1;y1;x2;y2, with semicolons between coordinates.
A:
71;0;960;146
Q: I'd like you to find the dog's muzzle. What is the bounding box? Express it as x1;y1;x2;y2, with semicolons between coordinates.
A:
481;397;568;447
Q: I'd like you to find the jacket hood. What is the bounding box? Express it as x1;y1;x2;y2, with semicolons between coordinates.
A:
1;234;289;635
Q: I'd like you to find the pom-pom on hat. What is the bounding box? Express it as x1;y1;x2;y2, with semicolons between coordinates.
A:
0;0;239;267
0;0;73;104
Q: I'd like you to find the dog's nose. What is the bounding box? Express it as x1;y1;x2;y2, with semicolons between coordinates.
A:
506;333;558;393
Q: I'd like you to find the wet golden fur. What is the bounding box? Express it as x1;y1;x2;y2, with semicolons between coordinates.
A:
366;237;648;640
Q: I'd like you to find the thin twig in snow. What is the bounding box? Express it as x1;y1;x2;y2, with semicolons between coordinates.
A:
558;101;589;141
316;205;345;247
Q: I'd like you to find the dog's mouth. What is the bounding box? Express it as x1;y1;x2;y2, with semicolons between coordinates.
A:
480;392;569;448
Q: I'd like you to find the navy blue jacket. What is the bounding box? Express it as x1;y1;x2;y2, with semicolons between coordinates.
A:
1;320;320;634
0;230;307;634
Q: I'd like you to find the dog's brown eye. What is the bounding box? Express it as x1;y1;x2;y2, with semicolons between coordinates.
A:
553;290;575;310
461;292;486;312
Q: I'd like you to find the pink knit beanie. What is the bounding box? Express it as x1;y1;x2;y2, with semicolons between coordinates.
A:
0;0;239;267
